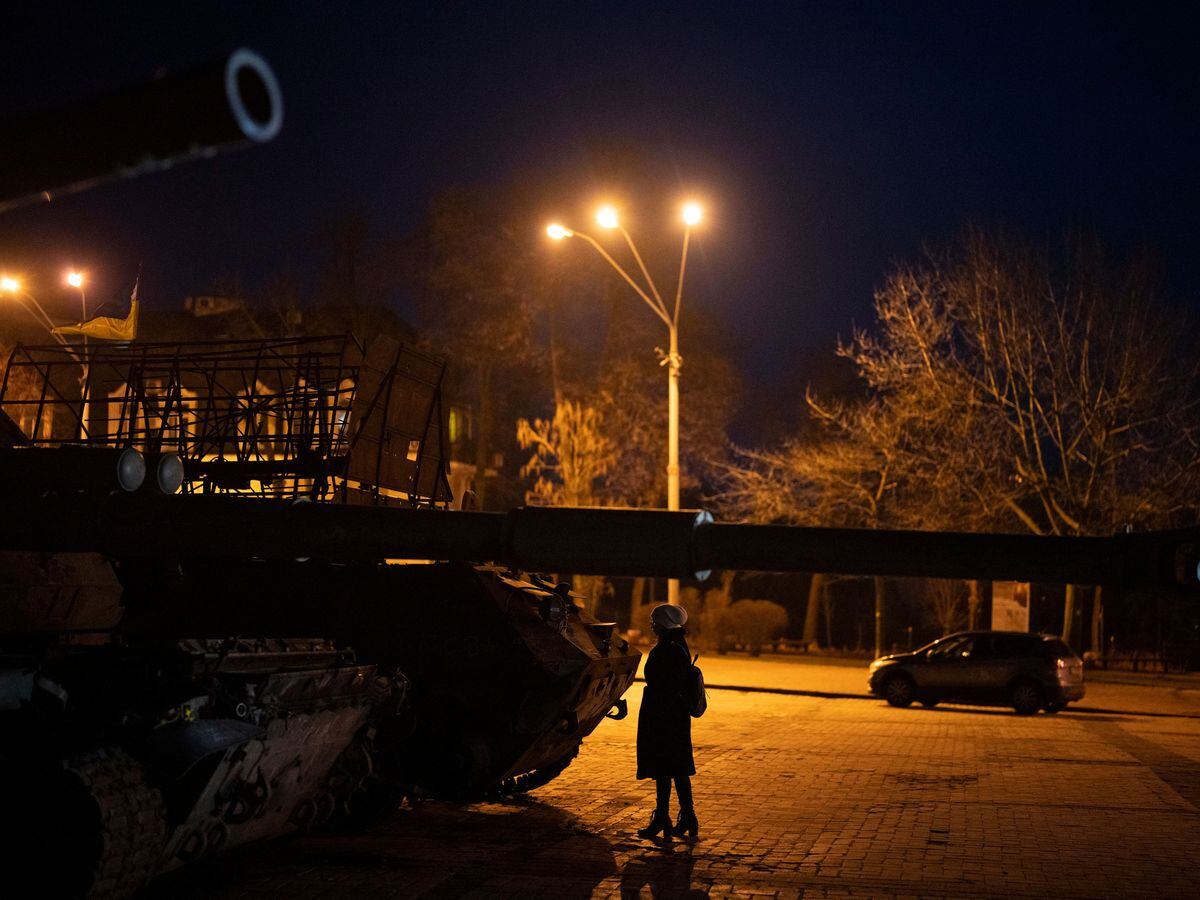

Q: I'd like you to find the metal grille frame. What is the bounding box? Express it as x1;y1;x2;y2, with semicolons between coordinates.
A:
0;335;453;506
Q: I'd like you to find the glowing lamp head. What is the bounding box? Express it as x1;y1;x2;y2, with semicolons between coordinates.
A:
66;271;84;288
596;206;619;229
0;276;19;293
546;223;572;240
682;202;703;226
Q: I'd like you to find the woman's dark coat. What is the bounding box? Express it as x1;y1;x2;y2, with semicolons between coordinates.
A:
636;633;695;779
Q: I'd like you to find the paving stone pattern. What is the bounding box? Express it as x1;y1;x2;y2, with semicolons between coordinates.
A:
152;665;1200;899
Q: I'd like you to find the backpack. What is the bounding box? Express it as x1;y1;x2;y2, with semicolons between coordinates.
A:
678;644;707;718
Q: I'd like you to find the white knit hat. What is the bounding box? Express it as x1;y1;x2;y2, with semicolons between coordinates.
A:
650;603;688;629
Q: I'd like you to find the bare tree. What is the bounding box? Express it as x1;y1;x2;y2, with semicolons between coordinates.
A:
923;579;967;637
517;398;617;613
720;228;1200;650
849;232;1200;532
847;230;1200;643
719;398;910;654
517;398;616;508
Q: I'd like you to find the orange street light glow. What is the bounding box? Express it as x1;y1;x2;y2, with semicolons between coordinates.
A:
546;223;572;240
0;276;19;293
596;206;619;229
67;271;84;288
682;202;703;226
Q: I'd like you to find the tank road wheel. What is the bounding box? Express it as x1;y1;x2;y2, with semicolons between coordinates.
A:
4;747;167;898
326;739;410;831
1009;680;1044;716
882;673;916;708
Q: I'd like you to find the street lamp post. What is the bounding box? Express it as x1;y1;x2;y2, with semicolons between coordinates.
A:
547;202;703;605
66;271;90;437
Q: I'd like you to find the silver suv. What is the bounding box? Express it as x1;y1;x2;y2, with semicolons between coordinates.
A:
868;631;1085;715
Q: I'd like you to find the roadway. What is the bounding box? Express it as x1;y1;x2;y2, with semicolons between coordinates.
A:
150;655;1200;898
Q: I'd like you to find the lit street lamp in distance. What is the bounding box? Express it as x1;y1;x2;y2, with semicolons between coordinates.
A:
0;274;59;334
1;272;91;437
595;205;620;230
545;200;704;605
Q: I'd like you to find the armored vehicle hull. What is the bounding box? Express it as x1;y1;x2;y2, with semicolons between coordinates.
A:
0;549;637;896
118;556;640;800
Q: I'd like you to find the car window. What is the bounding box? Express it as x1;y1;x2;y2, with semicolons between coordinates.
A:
927;635;974;659
972;634;997;658
914;637;947;655
989;635;1030;658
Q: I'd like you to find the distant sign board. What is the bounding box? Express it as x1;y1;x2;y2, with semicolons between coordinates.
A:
992;581;1030;631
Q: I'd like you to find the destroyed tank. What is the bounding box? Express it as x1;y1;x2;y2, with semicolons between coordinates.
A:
0;334;648;896
0;49;646;895
4;47;1200;899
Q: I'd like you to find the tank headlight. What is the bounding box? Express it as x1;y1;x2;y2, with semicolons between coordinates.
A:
116;448;147;493
156;453;185;495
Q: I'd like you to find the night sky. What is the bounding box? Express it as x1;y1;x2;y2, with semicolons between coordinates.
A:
2;2;1197;384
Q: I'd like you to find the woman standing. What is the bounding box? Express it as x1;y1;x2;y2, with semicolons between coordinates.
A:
636;603;698;840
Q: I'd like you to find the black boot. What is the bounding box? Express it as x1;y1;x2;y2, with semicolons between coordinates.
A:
671;808;699;839
637;808;673;840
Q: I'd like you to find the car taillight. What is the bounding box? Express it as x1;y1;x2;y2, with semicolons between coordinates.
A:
1055;657;1082;681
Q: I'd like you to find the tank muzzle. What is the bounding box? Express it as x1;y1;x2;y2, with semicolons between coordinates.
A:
224;48;284;144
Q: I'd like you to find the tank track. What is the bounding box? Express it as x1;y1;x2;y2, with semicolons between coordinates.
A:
67;748;168;899
483;745;580;800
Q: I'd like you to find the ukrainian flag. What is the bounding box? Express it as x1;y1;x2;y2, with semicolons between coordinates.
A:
53;280;138;341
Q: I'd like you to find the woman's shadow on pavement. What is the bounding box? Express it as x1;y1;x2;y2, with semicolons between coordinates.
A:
618;837;707;899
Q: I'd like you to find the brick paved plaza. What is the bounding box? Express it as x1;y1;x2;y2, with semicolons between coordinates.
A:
153;658;1200;899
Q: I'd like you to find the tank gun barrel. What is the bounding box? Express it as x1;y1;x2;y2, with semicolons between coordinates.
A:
3;495;1196;590
693;521;1189;589
0;48;282;214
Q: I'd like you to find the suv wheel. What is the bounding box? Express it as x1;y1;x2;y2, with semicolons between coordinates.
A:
882;673;915;708
1009;680;1043;716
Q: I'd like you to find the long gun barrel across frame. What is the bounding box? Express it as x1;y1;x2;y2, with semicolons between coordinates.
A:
0;48;282;214
5;495;1198;590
